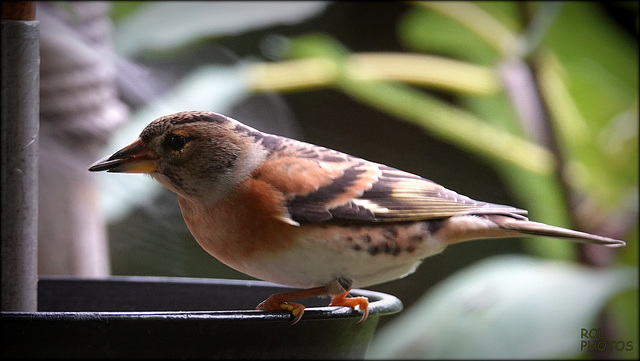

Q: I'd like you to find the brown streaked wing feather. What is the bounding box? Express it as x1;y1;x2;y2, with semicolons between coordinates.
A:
252;135;382;224
327;165;528;223
253;134;527;225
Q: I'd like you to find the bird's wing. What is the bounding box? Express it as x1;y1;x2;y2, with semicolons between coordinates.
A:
252;136;528;225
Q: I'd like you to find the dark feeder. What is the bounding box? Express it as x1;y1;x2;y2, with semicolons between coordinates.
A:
1;276;402;358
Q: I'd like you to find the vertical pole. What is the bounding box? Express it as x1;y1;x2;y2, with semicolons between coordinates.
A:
1;1;39;312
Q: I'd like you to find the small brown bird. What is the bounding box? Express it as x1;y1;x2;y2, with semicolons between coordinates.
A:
89;111;625;324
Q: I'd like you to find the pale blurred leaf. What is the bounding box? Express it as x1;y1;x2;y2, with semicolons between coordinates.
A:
367;255;638;359
113;1;328;57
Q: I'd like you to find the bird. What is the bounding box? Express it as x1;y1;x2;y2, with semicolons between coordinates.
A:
89;110;626;324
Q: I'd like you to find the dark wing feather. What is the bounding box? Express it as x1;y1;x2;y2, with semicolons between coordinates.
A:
253;134;528;225
339;165;529;222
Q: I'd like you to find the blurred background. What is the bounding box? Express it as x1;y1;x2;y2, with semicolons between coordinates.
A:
36;1;637;359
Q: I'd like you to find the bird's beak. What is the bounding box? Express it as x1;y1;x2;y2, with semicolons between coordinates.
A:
88;139;157;173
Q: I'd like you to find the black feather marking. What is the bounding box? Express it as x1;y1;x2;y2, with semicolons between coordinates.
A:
171;112;229;125
327;202;377;222
409;235;424;243
425;218;446;234
383;226;398;240
367;245;380;256
287;164;368;224
141;112;231;143
232;124;285;153
288;206;333;223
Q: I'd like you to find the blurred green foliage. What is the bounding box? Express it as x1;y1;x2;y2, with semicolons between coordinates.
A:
109;1;145;22
367;255;638;359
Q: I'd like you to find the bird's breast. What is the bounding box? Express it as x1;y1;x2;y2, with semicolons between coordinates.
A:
177;177;301;268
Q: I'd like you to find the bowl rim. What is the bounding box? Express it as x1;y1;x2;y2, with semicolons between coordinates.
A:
2;275;403;322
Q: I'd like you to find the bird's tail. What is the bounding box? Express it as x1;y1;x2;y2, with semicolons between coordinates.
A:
492;215;626;247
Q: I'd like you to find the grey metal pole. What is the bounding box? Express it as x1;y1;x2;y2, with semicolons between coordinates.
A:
1;1;39;312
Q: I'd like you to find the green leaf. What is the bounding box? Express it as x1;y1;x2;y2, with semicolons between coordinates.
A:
398;7;499;65
110;1;147;22
540;2;639;210
367;255;638;359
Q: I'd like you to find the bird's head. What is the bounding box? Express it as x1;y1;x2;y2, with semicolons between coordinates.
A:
89;111;269;203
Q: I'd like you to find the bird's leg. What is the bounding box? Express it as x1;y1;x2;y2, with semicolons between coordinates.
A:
255;278;369;324
256;285;330;325
328;277;369;324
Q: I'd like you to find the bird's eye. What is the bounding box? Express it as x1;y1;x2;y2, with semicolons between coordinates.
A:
166;134;187;152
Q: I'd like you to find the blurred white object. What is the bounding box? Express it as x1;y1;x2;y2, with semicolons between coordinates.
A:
38;2;128;276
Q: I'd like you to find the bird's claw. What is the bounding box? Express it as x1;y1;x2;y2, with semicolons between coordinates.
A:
329;291;369;324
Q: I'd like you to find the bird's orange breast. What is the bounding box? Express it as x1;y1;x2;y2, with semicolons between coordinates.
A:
177;176;301;267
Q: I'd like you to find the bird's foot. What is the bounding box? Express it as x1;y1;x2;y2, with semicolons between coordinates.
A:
256;296;306;325
329;291;369;324
255;280;369;325
256;285;329;325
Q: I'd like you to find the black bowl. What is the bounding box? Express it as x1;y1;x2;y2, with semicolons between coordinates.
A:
1;275;402;359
